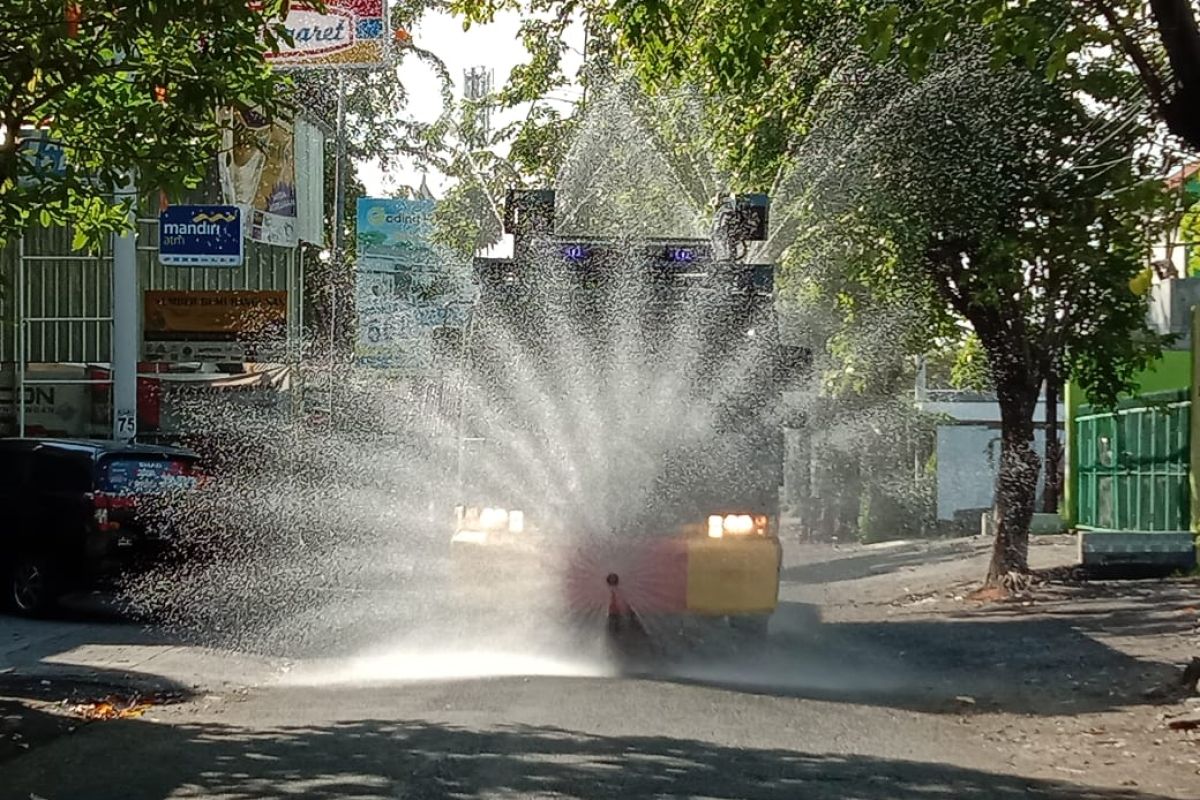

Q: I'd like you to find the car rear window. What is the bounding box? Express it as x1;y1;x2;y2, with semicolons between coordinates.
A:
98;456;199;494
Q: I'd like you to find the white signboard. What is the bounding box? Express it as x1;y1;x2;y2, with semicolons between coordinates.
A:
264;1;387;69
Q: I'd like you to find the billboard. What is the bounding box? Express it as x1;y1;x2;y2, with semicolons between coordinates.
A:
264;1;387;69
356;197;434;254
143;290;288;363
218;107;297;246
354;198;471;370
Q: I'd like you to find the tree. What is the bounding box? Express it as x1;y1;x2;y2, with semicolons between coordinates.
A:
805;50;1172;583
861;0;1200;152
430;1;615;253
292;2;456;179
599;0;1200;153
0;0;292;250
452;0;1181;585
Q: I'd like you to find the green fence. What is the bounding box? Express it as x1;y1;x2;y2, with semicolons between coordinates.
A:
1075;389;1191;532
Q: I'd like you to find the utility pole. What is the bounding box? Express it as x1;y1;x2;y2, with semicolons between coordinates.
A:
327;68;349;429
111;173;138;441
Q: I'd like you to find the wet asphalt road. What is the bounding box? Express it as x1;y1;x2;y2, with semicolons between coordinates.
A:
2;646;1172;800
0;673;1083;800
0;538;1181;800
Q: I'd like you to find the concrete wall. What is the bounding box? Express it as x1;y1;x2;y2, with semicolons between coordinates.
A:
1148;277;1200;348
936;424;1052;522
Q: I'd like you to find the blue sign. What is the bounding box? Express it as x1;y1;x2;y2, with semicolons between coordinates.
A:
356;197;435;254
159;205;243;267
17;131;66;187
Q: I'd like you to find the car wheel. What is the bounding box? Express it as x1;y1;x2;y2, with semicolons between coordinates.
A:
6;554;60;616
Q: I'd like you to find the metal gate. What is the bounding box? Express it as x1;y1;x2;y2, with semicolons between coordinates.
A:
1075;389;1191;532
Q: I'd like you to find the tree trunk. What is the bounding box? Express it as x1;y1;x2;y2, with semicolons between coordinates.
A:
1042;377;1062;514
987;384;1042;585
1149;0;1200;149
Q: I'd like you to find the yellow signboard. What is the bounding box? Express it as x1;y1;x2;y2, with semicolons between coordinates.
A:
144;291;287;340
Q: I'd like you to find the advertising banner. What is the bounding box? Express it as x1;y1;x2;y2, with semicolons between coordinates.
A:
158;205;243;267
0;366;90;437
354;198;471;370
356;197;435;254
218;107;297;246
264;1;387;69
293;117;326;245
144;291;287;341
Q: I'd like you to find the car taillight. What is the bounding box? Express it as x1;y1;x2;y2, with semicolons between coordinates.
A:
90;492;131;531
92;507;116;531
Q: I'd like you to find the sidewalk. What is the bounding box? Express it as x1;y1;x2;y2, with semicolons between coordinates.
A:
1;596;285;764
780;534;1200;794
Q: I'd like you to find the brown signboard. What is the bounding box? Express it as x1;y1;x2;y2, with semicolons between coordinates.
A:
144;291;286;341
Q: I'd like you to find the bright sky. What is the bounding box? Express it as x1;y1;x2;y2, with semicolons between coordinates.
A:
356;6;584;199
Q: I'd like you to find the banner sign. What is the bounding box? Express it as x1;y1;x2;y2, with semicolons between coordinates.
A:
264;1;387;68
354;197;471;370
217;107;297;247
158;205;244;267
144;290;286;340
0;367;89;437
356;197;435;253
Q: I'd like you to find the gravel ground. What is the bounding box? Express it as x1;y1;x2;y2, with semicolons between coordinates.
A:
781;534;1200;796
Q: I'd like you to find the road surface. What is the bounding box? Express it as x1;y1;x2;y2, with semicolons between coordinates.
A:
2;535;1195;799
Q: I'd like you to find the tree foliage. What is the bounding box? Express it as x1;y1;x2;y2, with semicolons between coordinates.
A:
0;0;294;250
425;1;618;254
859;0;1200;151
808;52;1175;578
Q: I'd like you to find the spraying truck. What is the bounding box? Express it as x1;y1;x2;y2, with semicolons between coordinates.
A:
449;189;806;636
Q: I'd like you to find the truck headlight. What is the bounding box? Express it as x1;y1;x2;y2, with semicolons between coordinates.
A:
707;514;769;538
461;506;525;533
479;507;508;529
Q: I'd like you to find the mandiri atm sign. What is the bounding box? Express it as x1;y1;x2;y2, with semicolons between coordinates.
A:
159;205;243;267
264;1;387;68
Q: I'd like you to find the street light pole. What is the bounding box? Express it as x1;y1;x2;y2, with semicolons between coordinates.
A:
112;172;138;441
333;69;348;260
327;68;348;428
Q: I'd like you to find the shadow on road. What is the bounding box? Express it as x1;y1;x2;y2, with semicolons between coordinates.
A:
1;593;196;765
0;716;1178;800
781;540;980;585
633;600;1187;717
966;580;1200;641
0;664;193;767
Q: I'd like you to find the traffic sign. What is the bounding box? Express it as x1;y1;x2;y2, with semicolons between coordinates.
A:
159;205;243;267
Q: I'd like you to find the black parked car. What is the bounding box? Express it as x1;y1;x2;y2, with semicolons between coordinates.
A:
0;438;203;616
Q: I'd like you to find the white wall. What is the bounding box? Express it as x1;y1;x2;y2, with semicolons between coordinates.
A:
936;424;1054;522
